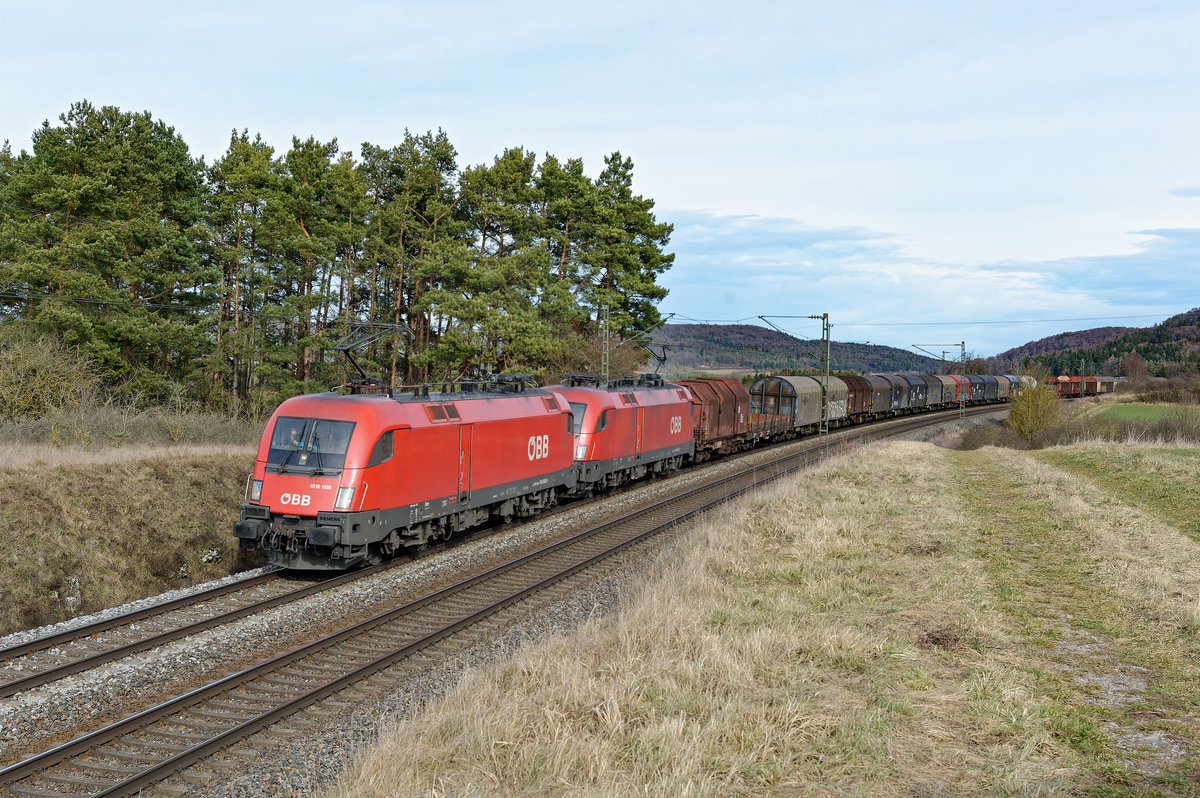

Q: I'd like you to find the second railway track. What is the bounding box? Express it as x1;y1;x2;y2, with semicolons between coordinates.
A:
0;406;1002;797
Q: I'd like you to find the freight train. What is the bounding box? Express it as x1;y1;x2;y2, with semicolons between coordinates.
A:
234;371;1029;570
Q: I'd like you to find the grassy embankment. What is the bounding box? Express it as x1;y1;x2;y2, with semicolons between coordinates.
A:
333;439;1200;796
0;443;260;636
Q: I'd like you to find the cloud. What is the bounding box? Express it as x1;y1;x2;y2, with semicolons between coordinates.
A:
658;211;1198;354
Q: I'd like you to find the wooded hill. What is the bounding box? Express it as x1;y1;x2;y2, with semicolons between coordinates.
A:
0;101;673;414
649;323;943;377
988;309;1200;378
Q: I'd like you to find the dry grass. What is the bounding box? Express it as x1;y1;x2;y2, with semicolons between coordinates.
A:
975;446;1200;632
0;403;263;449
0;443;257;469
332;444;1094;797
0;446;260;634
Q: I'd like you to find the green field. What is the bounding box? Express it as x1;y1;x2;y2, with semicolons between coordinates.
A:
1099;403;1174;423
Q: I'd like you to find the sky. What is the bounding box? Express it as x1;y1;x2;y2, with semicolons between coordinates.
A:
2;0;1197;355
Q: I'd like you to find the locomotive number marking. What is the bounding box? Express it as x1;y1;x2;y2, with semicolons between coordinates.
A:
669;416;683;434
527;434;550;461
280;493;312;507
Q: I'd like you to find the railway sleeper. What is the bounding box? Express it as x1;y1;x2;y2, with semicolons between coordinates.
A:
221;746;263;763
257;674;320;690
239;681;306;698
115;736;193;754
41;771;126;789
285;661;351;677
161;717;230;734
8;784;81;798
93;745;169;764
71;758;145;776
188;704;256;721
141;727;211;743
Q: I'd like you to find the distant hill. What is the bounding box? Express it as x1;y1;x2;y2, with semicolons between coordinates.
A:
991;308;1200;377
648;323;942;378
993;327;1138;362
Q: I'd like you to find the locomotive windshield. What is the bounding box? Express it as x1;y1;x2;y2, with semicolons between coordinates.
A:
568;402;587;435
267;416;356;473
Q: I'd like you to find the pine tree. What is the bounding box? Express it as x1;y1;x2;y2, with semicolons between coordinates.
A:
0;101;208;398
578;152;673;339
205;129;279;408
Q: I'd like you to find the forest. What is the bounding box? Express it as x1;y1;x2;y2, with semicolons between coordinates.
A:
0;101;673;415
998;309;1200;380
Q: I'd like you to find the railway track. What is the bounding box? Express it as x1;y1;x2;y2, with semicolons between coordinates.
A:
0;405;1002;797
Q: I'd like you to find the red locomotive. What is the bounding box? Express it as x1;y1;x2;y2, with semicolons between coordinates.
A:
234;376;576;570
549;374;695;492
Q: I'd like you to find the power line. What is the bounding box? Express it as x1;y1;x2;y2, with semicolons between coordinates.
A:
669;314;761;324
830;315;1166;327
0;288;210;313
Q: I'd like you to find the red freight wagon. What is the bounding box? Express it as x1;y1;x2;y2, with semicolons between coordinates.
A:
235;382;575;570
549;375;695;490
1050;376;1098;396
840;375;873;420
676;376;750;457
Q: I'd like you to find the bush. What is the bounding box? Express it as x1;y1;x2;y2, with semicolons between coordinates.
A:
1136;379;1200;405
1006;379;1061;441
0;325;101;420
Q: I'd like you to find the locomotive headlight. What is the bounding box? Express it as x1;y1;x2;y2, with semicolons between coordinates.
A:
334;487;355;510
249;479;263;502
575;444;588;460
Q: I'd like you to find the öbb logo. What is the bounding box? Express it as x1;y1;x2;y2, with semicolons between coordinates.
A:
669;416;683;434
280;493;312;507
527;434;550;461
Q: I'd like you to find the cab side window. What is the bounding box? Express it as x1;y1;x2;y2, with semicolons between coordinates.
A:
595;409;609;432
367;431;394;467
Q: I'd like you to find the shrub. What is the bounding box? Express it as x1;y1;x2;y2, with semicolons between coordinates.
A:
1006;379;1061;441
0;325;101;420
